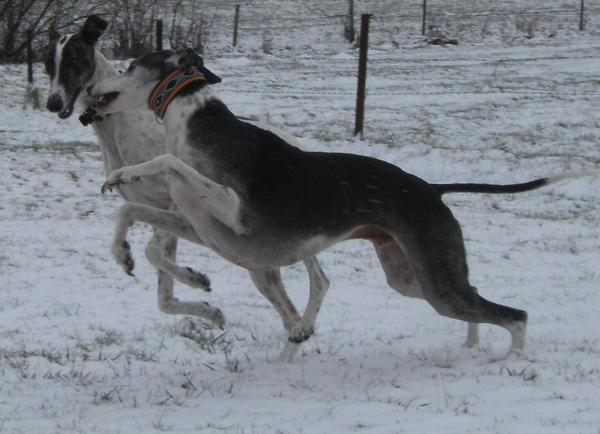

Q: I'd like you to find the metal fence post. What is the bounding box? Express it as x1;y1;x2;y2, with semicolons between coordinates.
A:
233;5;240;47
156;19;163;50
354;14;371;139
580;0;585;31
344;0;355;43
27;29;34;85
24;28;40;110
422;0;427;36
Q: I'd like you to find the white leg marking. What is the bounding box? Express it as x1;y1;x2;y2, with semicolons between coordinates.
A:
248;268;301;332
103;155;247;235
289;257;330;343
507;320;527;352
154;233;224;327
110;203;224;325
278;340;301;363
145;231;211;291
463;323;480;348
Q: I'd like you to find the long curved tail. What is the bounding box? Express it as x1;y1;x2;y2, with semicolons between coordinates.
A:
434;171;598;195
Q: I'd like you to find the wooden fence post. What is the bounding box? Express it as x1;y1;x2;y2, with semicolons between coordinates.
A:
344;0;355;43
27;29;34;85
354;14;371;138
156;19;163;50
422;0;427;36
580;0;585;31
233;5;240;47
24;28;40;110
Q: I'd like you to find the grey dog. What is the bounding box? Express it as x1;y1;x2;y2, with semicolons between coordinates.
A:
90;49;596;353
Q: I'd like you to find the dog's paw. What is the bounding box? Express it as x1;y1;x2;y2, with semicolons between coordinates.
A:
101;168;141;194
182;267;211;292
288;322;314;343
210;305;226;329
112;240;135;276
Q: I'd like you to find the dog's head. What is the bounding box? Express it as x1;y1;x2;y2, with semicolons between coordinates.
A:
90;48;222;114
44;15;108;119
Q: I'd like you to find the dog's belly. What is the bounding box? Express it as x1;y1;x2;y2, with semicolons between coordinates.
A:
170;179;343;268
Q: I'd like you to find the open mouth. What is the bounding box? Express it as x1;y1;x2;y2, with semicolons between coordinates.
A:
57;87;81;119
95;91;120;108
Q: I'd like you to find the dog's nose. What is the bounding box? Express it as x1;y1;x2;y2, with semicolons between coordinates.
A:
46;93;63;113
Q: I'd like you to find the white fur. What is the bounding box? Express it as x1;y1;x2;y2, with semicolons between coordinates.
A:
547;170;600;185
49;34;73;104
91;58;334;346
103;155;247;235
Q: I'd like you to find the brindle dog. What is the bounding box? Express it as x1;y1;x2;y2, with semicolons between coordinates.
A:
43;17;334;342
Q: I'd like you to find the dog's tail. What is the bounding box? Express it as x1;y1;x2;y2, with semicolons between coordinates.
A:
433;171;598;195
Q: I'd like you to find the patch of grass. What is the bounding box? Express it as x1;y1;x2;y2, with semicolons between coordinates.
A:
94;328;123;347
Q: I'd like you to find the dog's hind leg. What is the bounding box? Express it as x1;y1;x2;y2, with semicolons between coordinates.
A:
111;202;225;326
463;287;480;348
373;238;479;348
248;267;302;333
154;232;224;328
102;155;247;235
289;256;331;343
388;204;526;354
146;229;211;291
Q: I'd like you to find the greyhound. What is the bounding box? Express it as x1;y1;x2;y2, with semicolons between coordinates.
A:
88;49;599;355
43;16;332;340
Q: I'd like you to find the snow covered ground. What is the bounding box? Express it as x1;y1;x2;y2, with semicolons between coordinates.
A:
1;32;600;433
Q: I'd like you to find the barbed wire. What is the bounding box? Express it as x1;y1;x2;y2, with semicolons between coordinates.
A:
206;4;590;34
228;7;584;31
239;20;342;31
375;8;579;21
219;88;600;97
220;53;600;66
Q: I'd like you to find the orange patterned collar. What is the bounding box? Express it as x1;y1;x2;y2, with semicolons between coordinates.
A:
148;66;206;119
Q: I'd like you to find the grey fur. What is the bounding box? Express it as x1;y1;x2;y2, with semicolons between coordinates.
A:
92;51;531;352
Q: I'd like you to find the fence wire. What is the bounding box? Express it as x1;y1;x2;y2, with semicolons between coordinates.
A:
219;88;600;98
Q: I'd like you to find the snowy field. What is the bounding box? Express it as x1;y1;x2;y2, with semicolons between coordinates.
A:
2;28;600;434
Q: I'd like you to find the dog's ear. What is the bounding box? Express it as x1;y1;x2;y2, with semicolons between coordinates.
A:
200;65;222;84
48;20;60;42
177;48;202;68
177;48;221;84
80;15;108;44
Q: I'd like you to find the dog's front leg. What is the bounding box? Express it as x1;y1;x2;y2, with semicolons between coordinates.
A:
153;230;224;328
111;202;203;275
146;229;211;291
288;257;331;343
102;155;247;235
248;267;302;332
111;202;225;326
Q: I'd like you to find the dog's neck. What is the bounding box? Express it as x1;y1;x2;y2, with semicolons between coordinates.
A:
162;86;215;141
149;67;210;119
79;50;115;108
